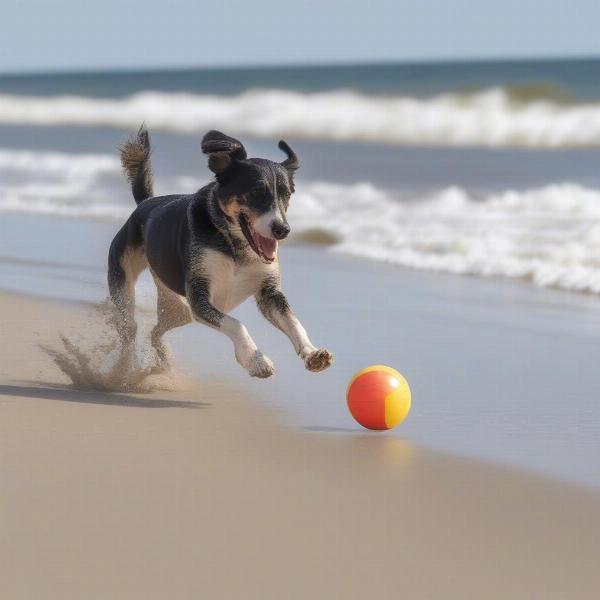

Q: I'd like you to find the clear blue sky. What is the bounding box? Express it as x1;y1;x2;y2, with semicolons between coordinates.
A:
2;0;600;73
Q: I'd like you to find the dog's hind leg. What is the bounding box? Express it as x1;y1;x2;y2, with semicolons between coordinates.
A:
107;221;147;352
150;275;192;368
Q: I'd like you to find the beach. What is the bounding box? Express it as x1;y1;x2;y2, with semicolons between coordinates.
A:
2;291;600;599
2;212;600;487
2;60;600;597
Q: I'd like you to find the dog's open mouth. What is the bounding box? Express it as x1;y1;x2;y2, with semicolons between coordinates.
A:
239;213;278;263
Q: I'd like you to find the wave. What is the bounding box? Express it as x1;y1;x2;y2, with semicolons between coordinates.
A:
0;148;128;220
2;87;600;147
3;148;600;293
291;182;600;294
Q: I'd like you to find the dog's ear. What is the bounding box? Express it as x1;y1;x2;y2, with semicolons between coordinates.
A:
202;130;247;174
278;140;300;172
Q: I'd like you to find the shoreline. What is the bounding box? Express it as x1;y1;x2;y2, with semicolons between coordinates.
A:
1;285;598;495
2;212;600;488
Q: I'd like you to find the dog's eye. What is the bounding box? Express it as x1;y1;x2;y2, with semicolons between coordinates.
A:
249;187;269;205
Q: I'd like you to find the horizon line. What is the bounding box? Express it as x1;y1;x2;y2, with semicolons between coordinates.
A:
1;53;600;79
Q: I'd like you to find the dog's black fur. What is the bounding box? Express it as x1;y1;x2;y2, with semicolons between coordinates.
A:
107;126;332;378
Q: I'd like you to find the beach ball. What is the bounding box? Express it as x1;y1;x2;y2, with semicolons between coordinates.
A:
347;365;411;430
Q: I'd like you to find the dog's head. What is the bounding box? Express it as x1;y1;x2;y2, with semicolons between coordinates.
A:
202;130;299;264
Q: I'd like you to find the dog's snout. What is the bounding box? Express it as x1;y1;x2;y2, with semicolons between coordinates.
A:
271;220;290;240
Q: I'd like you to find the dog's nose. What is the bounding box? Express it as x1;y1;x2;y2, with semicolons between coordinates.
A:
271;221;291;240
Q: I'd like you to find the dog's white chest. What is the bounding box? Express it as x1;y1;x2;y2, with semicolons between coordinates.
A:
203;250;277;314
222;264;267;312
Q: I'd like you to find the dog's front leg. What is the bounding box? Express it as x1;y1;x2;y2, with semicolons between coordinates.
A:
256;282;333;373
187;277;274;378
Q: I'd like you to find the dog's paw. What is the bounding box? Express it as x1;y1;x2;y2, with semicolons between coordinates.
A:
247;351;275;378
305;348;333;372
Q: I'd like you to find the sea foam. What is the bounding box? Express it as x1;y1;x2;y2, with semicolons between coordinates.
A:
290;182;600;294
2;87;600;147
3;147;600;294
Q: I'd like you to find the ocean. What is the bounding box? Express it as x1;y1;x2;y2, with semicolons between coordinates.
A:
2;59;600;487
2;58;600;293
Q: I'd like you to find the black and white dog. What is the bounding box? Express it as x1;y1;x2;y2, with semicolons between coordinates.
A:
107;127;333;378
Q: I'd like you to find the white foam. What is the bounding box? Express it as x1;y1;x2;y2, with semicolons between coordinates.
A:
290;182;600;293
3;147;600;294
2;87;600;147
0;148;120;176
0;148;128;220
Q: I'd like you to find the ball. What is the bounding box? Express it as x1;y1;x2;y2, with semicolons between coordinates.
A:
347;365;411;430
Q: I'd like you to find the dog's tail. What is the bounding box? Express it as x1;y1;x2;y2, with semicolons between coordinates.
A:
120;124;154;204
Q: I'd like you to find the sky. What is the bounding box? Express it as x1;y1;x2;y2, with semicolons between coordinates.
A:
2;0;600;73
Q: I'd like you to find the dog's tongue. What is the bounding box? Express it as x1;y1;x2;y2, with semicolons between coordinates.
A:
256;233;278;260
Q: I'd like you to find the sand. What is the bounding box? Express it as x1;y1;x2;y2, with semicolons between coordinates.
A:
4;214;600;486
1;291;600;599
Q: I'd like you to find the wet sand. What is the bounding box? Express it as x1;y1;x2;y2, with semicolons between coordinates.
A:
2;213;600;486
1;292;599;599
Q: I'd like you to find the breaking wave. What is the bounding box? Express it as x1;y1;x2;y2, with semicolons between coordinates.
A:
0;148;127;219
290;182;600;294
3;147;600;293
2;87;600;147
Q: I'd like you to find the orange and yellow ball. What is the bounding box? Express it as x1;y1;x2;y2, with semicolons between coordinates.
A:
347;365;411;430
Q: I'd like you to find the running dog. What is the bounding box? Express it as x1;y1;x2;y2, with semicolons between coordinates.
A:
107;126;333;378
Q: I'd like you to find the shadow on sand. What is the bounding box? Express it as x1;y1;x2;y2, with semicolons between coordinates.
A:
0;382;206;409
303;425;364;434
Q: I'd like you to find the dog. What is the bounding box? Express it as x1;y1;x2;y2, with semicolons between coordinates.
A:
107;126;333;378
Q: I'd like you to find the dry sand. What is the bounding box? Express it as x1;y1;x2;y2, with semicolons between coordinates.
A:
1;292;599;599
